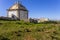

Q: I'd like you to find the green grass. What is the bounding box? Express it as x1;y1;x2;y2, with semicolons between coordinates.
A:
0;20;60;40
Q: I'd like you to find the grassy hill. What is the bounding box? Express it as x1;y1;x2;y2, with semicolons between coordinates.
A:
0;20;60;40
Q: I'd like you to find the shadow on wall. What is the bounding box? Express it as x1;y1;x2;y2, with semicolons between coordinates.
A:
11;14;20;20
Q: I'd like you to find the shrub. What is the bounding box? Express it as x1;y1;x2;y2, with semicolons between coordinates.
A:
24;29;31;32
0;35;10;40
16;22;21;24
0;23;3;25
39;21;58;24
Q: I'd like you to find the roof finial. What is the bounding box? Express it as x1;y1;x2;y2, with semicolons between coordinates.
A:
16;0;19;4
16;0;22;4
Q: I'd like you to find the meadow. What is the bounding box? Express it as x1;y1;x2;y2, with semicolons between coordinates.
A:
0;20;60;40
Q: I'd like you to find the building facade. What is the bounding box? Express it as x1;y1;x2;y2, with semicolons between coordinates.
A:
7;2;28;21
38;18;49;23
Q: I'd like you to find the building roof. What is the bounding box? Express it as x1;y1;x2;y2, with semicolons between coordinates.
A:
7;2;28;11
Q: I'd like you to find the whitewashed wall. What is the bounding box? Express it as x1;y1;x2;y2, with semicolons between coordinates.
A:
8;10;28;20
8;11;18;18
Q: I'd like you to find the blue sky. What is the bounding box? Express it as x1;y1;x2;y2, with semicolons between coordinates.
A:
0;0;60;20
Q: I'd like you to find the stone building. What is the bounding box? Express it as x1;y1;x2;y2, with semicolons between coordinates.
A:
38;18;49;23
7;1;28;21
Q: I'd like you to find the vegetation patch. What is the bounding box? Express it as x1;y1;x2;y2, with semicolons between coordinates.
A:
0;20;60;40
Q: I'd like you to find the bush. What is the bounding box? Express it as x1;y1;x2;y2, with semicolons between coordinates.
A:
0;35;10;40
0;23;3;25
24;29;31;32
39;21;58;24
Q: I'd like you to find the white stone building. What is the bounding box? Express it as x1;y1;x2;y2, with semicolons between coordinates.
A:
38;18;49;23
7;2;28;21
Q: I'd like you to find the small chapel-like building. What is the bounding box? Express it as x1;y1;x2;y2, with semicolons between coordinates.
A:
7;1;28;21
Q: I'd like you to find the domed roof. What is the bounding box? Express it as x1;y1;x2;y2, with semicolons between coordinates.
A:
8;2;28;11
